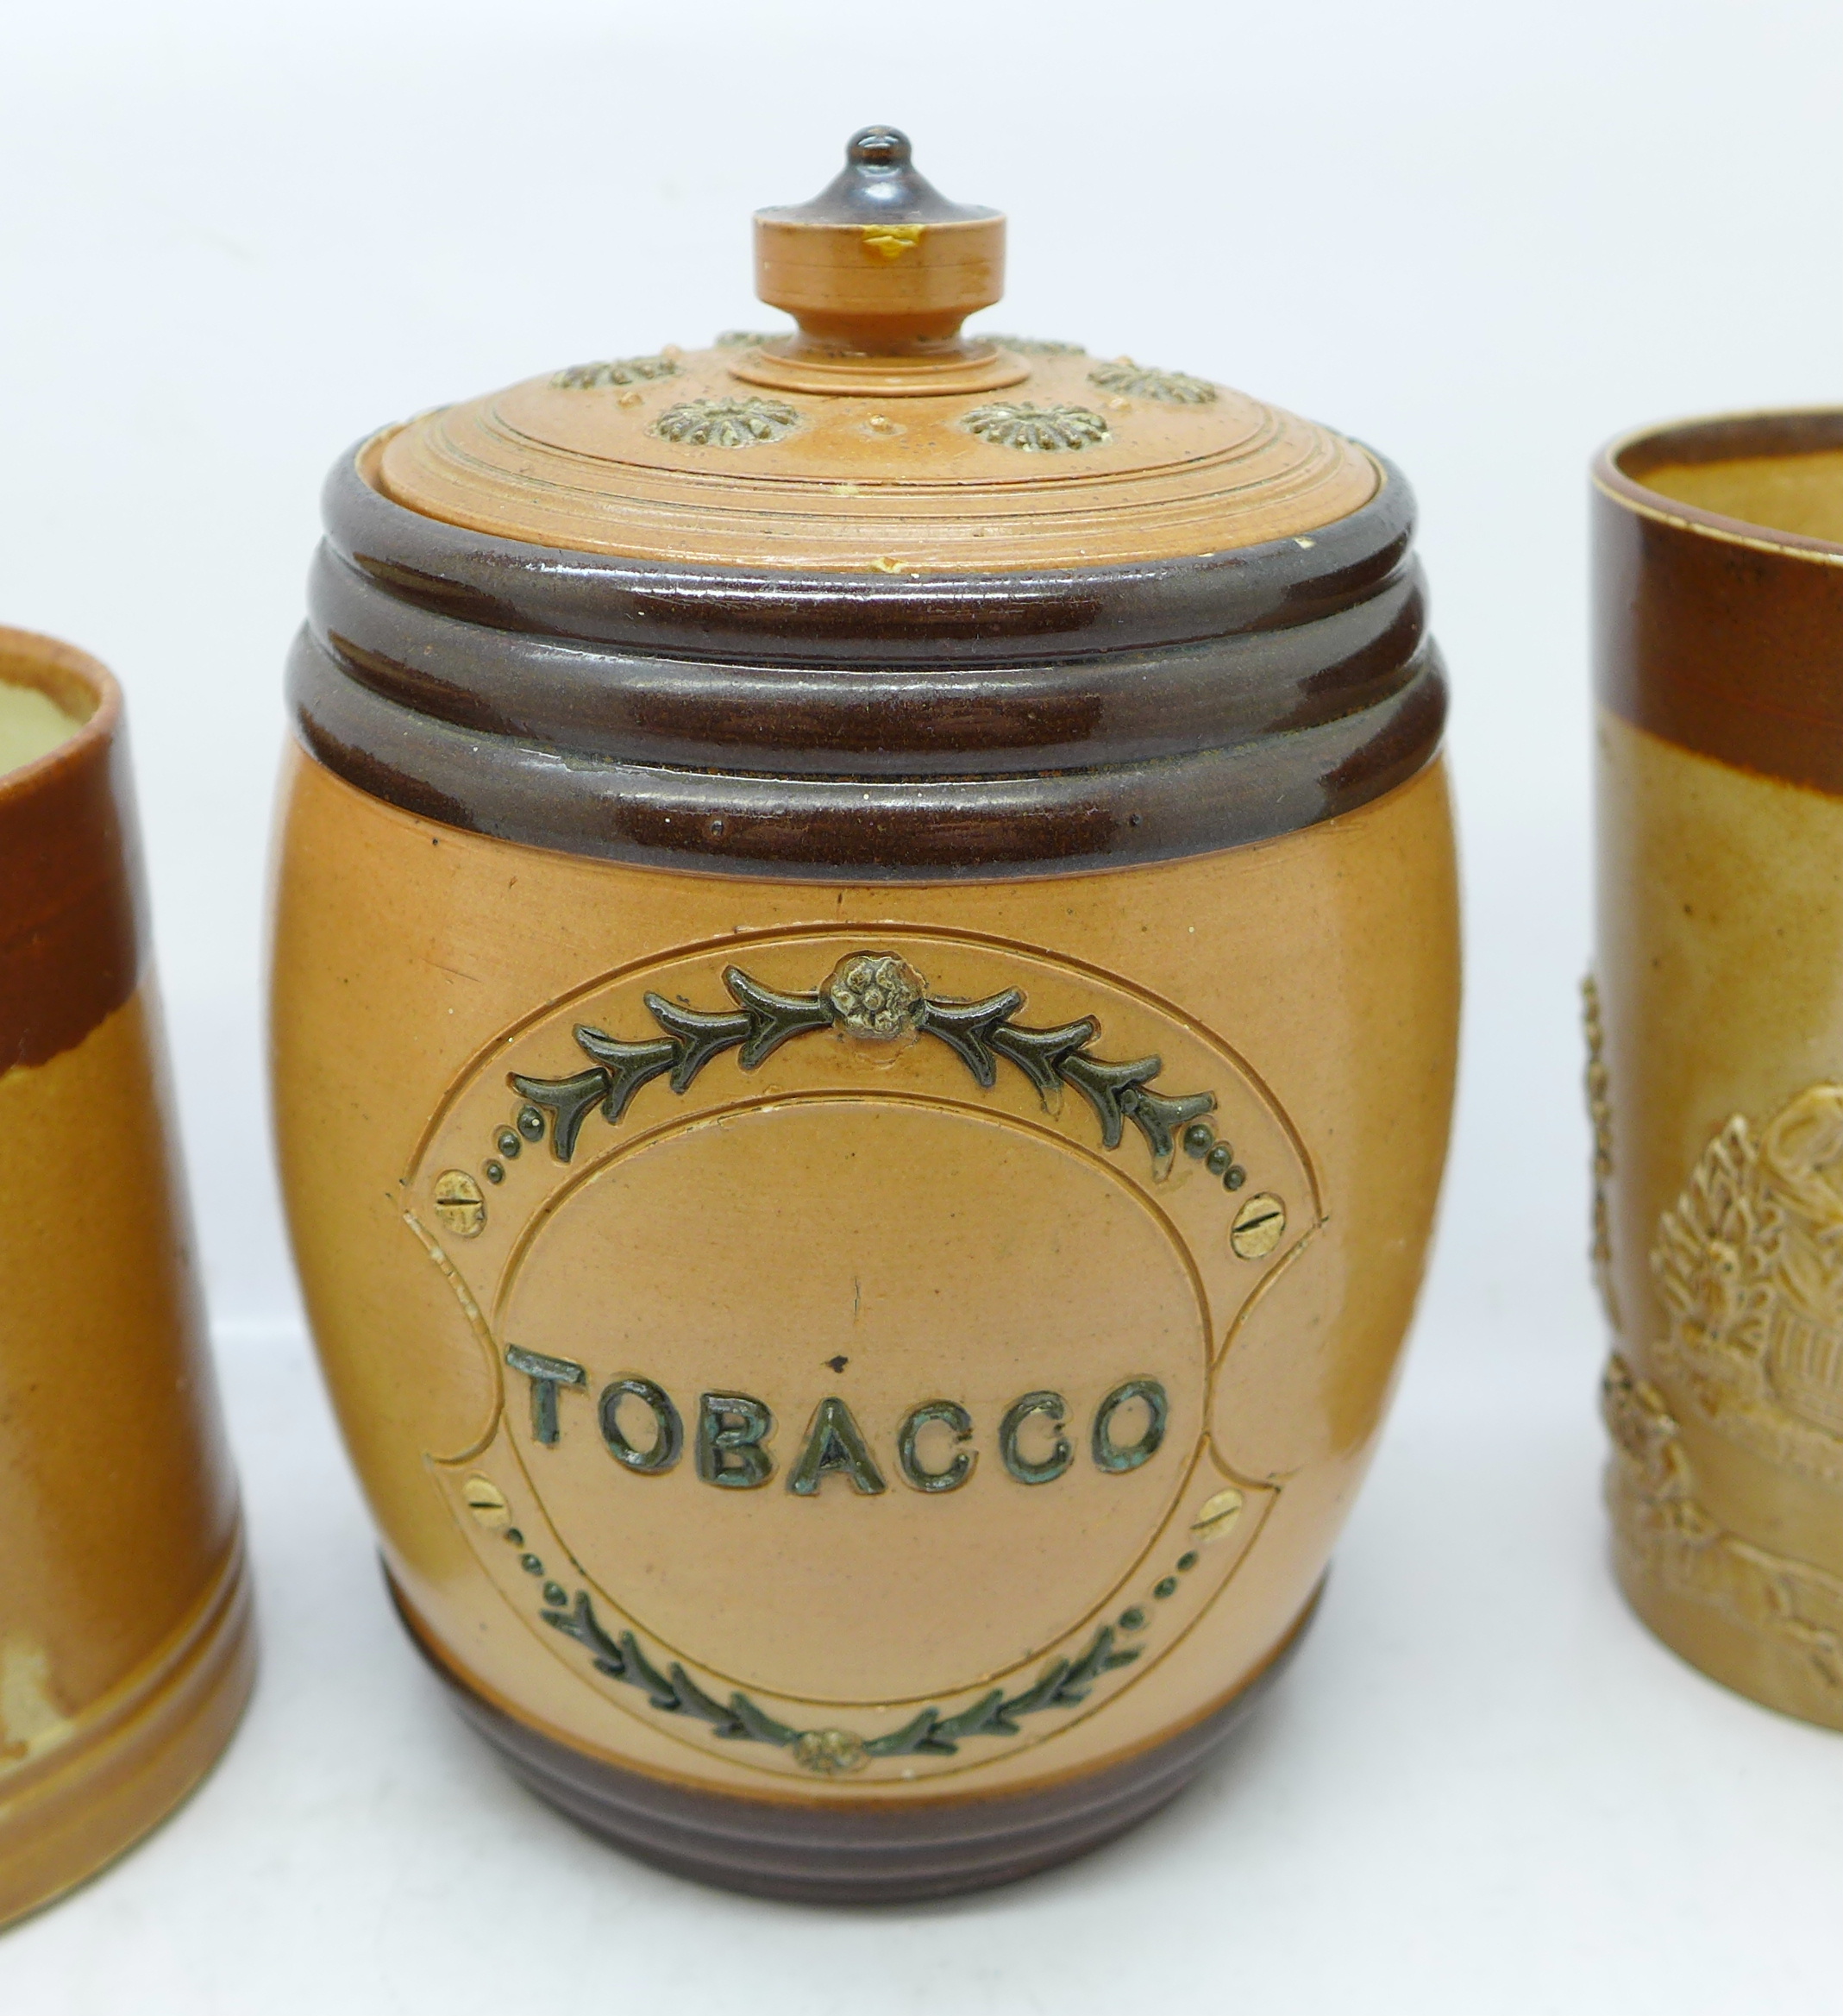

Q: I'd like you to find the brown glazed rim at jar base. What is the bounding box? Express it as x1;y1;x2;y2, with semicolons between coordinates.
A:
1594;408;1843;798
390;1570;1321;1905
291;443;1445;881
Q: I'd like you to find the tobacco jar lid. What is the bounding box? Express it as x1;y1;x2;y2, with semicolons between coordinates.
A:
370;127;1378;571
296;130;1441;880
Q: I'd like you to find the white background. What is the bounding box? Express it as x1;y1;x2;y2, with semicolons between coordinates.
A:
3;3;1841;2008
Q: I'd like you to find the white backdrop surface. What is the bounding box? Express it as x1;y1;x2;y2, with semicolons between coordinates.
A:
3;3;1841;2009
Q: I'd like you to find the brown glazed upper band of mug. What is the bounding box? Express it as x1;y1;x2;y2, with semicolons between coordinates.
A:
289;439;1447;881
0;628;144;1072
1594;409;1843;793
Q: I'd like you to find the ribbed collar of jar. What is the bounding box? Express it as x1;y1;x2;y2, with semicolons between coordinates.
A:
290;446;1443;881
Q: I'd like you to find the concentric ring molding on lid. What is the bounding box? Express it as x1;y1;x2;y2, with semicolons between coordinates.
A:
373;128;1376;571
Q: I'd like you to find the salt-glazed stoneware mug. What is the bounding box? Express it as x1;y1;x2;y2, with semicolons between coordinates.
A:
0;626;254;1926
1592;411;1843;1730
271;129;1460;1900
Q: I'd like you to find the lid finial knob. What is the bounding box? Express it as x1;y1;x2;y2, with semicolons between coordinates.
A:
848;126;911;169
733;129;1023;398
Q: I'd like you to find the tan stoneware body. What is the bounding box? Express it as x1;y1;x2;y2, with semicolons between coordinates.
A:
1593;412;1843;1730
271;129;1458;1898
0;629;254;1928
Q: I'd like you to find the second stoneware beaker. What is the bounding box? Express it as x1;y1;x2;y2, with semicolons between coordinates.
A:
271;129;1459;1900
1594;411;1843;1730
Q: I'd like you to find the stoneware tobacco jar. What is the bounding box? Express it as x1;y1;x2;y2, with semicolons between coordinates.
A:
1592;411;1843;1730
272;129;1459;1900
0;628;254;1926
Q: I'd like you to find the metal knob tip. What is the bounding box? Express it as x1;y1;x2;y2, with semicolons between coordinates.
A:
847;127;912;170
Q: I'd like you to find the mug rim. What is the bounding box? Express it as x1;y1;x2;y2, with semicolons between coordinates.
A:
1594;407;1843;568
0;623;121;806
0;625;143;1076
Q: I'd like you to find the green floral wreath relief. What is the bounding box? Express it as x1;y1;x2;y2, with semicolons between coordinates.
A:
544;1585;1138;1778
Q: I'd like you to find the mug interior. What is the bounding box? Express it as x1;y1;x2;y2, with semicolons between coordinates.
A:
1615;411;1843;548
0;631;105;786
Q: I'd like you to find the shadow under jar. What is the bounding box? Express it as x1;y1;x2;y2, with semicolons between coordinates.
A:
271;129;1460;1900
1593;410;1843;1730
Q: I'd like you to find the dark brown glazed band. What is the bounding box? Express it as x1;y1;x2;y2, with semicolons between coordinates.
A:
1595;410;1843;795
0;630;144;1072
392;1571;1320;1904
291;444;1445;879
